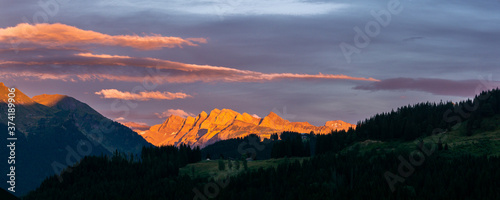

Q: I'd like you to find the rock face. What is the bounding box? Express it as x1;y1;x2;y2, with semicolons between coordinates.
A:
141;109;356;148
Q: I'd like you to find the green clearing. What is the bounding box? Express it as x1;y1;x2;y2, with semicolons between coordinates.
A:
181;115;500;180
341;116;500;158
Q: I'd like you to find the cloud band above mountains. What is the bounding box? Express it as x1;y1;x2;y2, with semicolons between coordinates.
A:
355;78;500;97
0;51;379;83
95;89;192;101
0;23;379;84
0;23;207;50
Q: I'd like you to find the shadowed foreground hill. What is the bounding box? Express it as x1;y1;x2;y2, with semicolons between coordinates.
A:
23;141;500;199
0;83;151;196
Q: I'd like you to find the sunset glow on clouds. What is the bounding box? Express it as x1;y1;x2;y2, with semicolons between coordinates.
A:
118;121;151;131
2;0;499;126
0;23;207;50
95;89;192;101
74;53;379;82
155;109;195;118
0;23;378;85
0;22;379;84
0;50;379;83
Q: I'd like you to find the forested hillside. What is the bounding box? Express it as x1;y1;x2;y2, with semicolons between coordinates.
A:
356;89;500;140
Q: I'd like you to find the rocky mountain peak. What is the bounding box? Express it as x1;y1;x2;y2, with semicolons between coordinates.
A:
235;112;258;124
0;82;35;105
325;120;355;130
213;108;239;125
199;111;208;118
259;111;289;129
140;108;356;148
159;115;185;130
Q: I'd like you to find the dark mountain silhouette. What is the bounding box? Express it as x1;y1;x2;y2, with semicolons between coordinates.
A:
0;83;151;196
0;187;19;200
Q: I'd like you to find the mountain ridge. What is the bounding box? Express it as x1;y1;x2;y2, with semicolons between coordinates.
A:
0;83;35;105
0;82;151;195
140;108;355;148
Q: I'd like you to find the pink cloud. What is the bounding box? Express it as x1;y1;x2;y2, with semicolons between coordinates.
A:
251;114;261;118
95;89;192;101
155;109;195;118
118;121;151;131
0;52;379;83
0;23;206;50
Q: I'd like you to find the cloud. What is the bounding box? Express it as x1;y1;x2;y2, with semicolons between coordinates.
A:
115;119;151;134
0;52;379;83
155;109;194;118
179;0;348;16
95;89;192;101
0;23;206;50
78;53;131;59
354;78;500;97
251;114;260;118
402;36;425;42
118;121;151;131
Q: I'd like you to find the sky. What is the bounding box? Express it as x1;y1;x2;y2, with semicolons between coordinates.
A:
1;0;500;126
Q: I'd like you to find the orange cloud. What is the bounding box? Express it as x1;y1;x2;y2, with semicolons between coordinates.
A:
77;53;131;59
95;89;192;101
115;119;151;135
253;72;380;82
118;121;151;131
77;53;380;82
0;51;379;83
155;109;195;118
0;23;206;50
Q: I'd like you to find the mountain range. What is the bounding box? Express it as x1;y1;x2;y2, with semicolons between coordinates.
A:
0;82;353;195
0;83;151;195
139;108;355;148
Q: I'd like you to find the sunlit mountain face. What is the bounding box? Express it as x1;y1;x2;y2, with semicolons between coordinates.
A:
2;0;500;199
138;108;355;148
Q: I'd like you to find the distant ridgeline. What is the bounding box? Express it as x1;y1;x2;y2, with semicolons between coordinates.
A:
314;88;500;154
355;88;500;140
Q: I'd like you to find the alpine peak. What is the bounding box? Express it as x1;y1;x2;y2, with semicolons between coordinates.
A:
140;108;355;148
0;82;36;105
